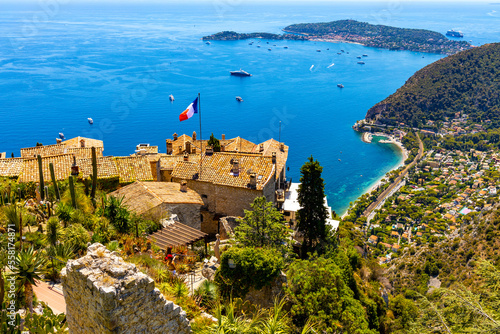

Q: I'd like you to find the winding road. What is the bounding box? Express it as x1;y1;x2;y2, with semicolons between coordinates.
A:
362;132;424;218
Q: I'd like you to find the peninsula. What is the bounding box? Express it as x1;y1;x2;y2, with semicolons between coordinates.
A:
203;19;472;55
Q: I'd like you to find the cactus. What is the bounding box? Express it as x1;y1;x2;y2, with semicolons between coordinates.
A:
37;155;45;201
69;175;77;209
91;146;98;205
17;187;22;202
49;162;61;201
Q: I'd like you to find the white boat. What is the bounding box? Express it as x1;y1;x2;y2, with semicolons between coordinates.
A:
205;41;211;45
59;133;65;139
337;84;344;88
88;118;93;124
236;96;243;102
169;94;174;101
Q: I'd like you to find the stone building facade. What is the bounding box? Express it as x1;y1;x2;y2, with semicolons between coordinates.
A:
61;243;191;334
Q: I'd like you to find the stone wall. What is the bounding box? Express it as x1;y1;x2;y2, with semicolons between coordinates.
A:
173;178;272;217
61;243;191;334
142;203;202;230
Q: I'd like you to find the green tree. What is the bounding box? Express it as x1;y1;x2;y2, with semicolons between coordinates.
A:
207;133;221;152
296;156;329;258
234;197;291;254
285;257;375;333
214;247;284;299
10;247;47;313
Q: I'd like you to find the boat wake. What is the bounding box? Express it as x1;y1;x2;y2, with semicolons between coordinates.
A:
327;63;335;68
309;65;315;71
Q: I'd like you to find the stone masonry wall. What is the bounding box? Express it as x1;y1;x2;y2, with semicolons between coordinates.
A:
61;243;191;334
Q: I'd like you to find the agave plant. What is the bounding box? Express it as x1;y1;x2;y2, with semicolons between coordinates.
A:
10;247;47;313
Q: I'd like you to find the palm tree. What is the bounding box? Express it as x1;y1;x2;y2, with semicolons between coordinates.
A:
10;247;47;313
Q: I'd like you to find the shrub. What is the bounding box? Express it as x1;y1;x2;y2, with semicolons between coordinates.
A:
214;247;284;299
62;223;90;252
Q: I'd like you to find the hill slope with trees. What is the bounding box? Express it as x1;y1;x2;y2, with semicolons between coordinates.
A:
365;43;500;128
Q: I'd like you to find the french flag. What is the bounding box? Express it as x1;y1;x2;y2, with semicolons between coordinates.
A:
179;97;198;122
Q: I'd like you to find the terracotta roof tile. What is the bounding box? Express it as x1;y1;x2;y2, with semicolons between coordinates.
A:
19;154;73;183
223;137;256;153
109;181;203;216
114;156;153;183
76;156;119;179
0;158;23;177
159;155;201;170
20;144;66;158
171;152;274;190
62;137;103;149
20;144;103;159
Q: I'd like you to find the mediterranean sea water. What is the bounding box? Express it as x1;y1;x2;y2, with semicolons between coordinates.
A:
0;1;499;214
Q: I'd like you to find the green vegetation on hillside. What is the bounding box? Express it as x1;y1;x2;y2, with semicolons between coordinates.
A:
202;31;306;41
366;43;500;128
284;19;470;54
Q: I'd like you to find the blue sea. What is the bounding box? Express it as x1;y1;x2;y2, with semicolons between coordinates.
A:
0;1;499;214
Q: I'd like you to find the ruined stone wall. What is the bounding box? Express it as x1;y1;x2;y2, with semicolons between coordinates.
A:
61;243;191;334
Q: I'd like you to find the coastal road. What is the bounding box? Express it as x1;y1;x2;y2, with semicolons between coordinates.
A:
362;132;424;219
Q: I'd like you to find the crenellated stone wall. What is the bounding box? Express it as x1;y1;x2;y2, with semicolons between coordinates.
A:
61;243;191;334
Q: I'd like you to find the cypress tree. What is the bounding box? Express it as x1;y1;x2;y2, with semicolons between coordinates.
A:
297;156;328;258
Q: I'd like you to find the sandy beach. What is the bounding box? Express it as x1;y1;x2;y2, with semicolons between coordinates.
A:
340;133;407;219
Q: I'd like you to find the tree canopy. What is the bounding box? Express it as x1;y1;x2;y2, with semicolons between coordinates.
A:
297;156;329;258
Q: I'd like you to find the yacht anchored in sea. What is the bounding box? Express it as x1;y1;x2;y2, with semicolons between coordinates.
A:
230;69;252;77
446;30;464;37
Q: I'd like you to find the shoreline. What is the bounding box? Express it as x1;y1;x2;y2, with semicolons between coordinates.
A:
340;133;407;219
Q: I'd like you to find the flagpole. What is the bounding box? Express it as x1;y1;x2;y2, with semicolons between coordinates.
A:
198;93;202;179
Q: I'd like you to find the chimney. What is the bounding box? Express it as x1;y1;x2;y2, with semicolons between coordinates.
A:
205;145;214;156
221;134;225;140
259;143;264;152
249;172;257;188
56;138;62;144
192;131;197;141
183;153;189;161
166;139;173;155
280;143;285;151
71;155;79;176
173;133;178;141
272;152;276;164
80;139;85;148
231;159;240;176
185;141;191;154
180;180;188;192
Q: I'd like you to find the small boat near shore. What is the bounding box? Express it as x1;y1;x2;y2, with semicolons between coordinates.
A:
59;132;65;139
169;94;174;101
205;41;211;45
236;96;243;102
88;118;93;124
337;84;344;88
